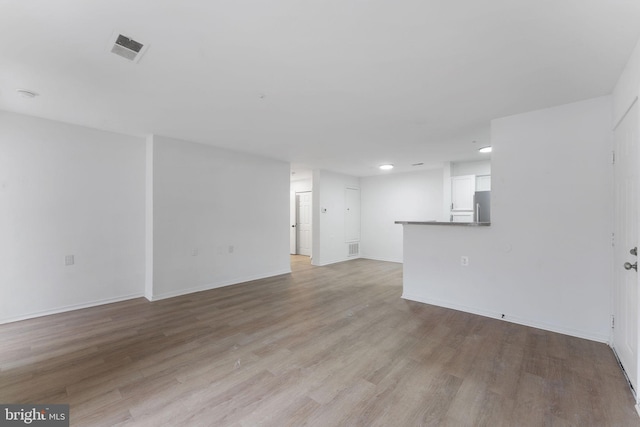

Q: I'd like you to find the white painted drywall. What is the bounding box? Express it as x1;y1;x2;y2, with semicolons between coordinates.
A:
291;179;312;194
613;37;640;126
145;136;154;300
442;162;452;221
150;135;291;299
360;169;443;263
451;160;491;177
0;111;145;323
402;96;613;342
311;170;360;266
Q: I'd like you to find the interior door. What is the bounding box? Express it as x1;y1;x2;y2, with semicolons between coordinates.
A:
613;99;639;394
345;187;361;242
296;192;312;256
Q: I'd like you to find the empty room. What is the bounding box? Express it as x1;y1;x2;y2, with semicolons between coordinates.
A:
2;1;640;426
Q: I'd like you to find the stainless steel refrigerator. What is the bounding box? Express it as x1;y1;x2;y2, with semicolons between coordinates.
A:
474;191;491;223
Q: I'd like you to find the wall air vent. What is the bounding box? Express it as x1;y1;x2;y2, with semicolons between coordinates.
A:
108;32;149;63
348;242;360;257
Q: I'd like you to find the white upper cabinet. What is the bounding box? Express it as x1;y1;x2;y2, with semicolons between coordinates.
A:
476;175;491;191
451;175;476;211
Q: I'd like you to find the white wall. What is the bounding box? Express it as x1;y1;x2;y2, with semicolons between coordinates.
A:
291;178;312;194
613;37;640;126
361;169;443;263
150;135;290;299
442;162;452;221
312;170;360;266
0;111;145;323
402;96;613;342
451;160;491;177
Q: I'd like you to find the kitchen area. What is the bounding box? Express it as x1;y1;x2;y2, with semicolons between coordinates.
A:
446;159;491;224
394;160;491;229
450;173;491;223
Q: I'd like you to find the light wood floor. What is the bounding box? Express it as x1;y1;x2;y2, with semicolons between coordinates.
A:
1;255;638;426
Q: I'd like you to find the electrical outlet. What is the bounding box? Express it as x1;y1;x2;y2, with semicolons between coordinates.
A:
191;249;198;256
460;256;469;266
65;255;74;266
228;245;234;254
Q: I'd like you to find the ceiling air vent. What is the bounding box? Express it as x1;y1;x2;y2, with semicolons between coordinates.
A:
108;33;148;63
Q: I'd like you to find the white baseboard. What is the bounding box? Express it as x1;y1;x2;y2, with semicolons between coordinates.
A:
402;292;609;344
149;268;292;301
312;257;360;267
359;255;403;264
0;293;145;325
314;256;402;266
1;269;295;323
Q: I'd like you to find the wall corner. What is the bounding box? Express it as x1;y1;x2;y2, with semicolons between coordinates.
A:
145;135;154;301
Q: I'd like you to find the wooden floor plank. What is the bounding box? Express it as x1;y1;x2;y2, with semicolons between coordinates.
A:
0;255;638;426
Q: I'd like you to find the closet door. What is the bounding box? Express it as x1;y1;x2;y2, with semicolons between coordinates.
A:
345;187;360;242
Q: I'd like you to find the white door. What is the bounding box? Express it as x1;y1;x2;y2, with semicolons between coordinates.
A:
613;99;639;394
345;187;361;242
296;192;312;256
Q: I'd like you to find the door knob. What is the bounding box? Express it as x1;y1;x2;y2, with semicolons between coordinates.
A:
624;262;638;271
631;247;638;256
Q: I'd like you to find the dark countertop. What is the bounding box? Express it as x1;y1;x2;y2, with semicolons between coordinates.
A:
395;221;491;226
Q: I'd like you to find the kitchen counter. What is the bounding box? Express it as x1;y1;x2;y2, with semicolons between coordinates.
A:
395;221;490;227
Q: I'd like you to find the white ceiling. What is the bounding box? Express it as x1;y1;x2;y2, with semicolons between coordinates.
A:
1;0;639;177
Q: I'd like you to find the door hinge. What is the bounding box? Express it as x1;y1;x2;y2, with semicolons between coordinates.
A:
612;150;616;165
612;232;615;247
611;314;615;329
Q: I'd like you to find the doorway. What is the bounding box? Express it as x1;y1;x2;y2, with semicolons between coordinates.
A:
295;191;312;257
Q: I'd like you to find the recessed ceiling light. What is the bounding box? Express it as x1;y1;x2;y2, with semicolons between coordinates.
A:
16;89;38;98
479;146;492;153
379;164;394;170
